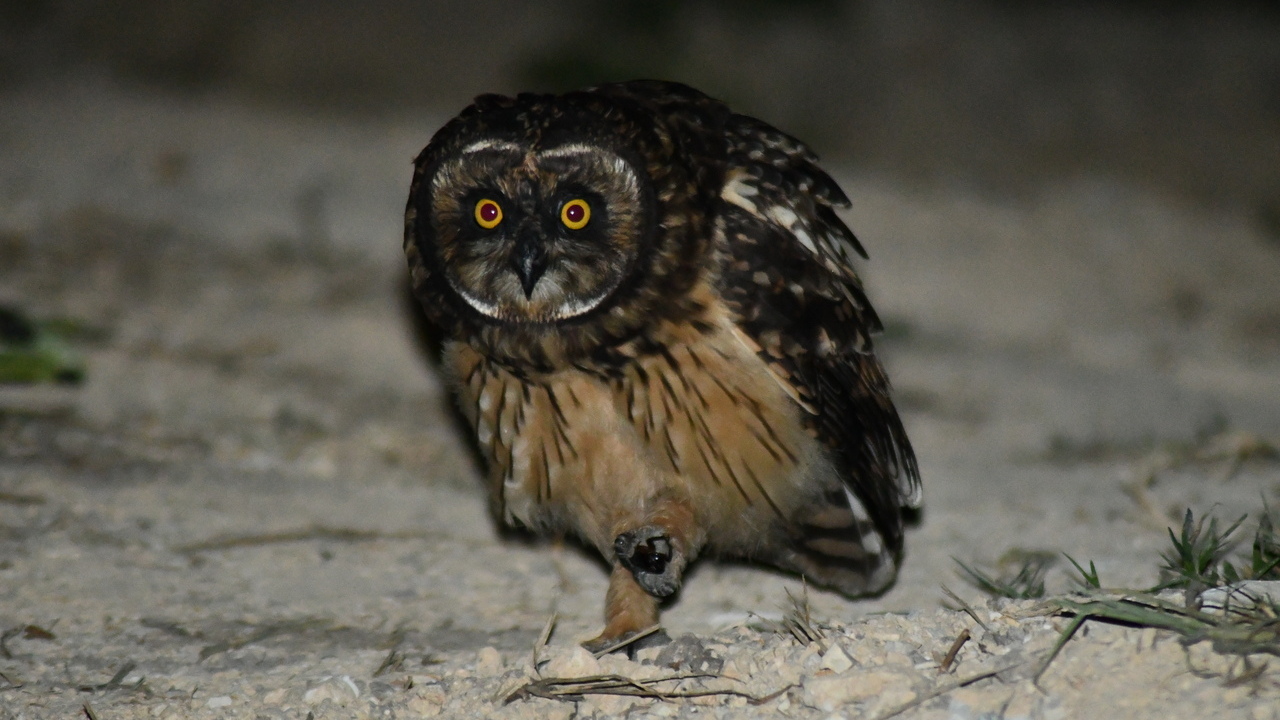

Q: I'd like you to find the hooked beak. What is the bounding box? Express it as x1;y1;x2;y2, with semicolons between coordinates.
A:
510;229;548;299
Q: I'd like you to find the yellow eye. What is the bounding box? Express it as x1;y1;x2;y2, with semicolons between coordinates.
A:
560;199;591;230
474;199;503;229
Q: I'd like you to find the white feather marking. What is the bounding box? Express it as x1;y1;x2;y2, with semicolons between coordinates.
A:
767;205;799;229
478;389;494;413
449;276;616;322
827;232;858;262
538;146;641;196
536;143;598;158
843;486;870;521
429;165;454;192
549;287;615;320
450;283;506;319
477;421;493;446
461;139;521;154
721;173;761;216
793;228;818;255
843;487;884;555
498;387;518;446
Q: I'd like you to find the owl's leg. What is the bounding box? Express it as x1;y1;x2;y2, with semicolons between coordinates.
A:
582;498;699;653
581;564;660;654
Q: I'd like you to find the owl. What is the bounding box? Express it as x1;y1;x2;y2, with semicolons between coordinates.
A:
404;80;920;651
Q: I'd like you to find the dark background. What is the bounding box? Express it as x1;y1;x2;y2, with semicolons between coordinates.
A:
3;0;1278;220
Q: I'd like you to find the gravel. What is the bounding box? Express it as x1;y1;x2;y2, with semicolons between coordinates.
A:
1;76;1279;719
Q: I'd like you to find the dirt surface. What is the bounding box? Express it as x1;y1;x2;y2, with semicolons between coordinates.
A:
3;73;1280;719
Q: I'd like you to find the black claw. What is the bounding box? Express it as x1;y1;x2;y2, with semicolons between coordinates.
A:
633;537;670;575
615;527;682;598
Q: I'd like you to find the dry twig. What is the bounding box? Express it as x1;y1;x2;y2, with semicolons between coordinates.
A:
938;628;971;673
77;661;137;693
505;672;786;705
588;624;662;658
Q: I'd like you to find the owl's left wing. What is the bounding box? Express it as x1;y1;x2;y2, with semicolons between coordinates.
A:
589;81;918;592
713;112;921;586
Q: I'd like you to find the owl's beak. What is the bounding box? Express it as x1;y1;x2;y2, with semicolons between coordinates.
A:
510;230;548;300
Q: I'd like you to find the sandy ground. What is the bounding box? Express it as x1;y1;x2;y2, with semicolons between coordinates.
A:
2;76;1280;719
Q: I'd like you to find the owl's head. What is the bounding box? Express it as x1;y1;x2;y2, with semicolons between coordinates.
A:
406;86;721;368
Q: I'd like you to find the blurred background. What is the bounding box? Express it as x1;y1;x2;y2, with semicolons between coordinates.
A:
2;2;1280;700
2;0;1278;213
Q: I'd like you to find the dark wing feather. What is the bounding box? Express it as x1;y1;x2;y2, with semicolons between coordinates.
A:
715;112;921;561
580;82;919;591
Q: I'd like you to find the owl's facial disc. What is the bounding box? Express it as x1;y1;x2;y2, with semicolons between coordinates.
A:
429;143;646;325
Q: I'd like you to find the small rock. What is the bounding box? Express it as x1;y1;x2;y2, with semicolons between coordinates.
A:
802;668;914;712
476;646;504;676
583;692;642;716
205;696;232;709
598;651;660;680
655;633;723;674
802;675;851;712
542;645;601;678
494;696;574;720
882;651;914;667
406;689;445;717
304;676;359;705
634;643;664;663
870;689;917;717
1250;704;1276;720
949;686;1014;719
1200;581;1280;613
847;641;882;666
819;644;854;674
262;688;287;704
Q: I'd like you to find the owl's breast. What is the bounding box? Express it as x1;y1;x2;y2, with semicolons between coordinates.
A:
447;292;838;558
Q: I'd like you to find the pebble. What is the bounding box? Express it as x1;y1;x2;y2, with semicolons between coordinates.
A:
949;686;1014;719
475;646;504;676
819;644;854;674
802;668;913;712
406;690;445;717
541;645;601;679
303;676;360;705
582;692;641;716
494;696;573;720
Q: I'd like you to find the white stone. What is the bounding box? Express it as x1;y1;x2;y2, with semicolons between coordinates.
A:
819;644;854;674
476;646;504;676
541;645;601;679
803;675;855;712
304;676;359;705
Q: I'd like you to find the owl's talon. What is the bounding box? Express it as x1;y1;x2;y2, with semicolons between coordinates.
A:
615;526;683;598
